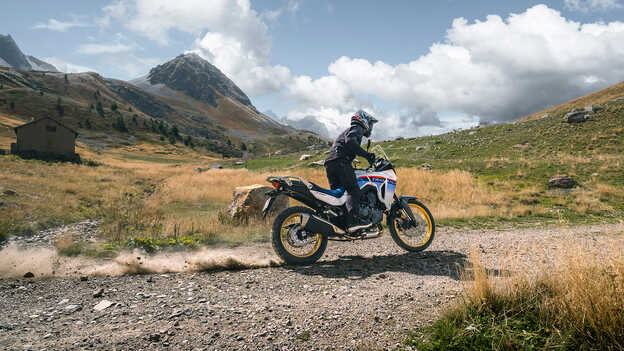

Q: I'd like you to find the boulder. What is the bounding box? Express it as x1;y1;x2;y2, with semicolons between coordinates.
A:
227;184;289;220
299;154;312;161
308;160;325;167
563;110;588;123
419;163;432;171
584;105;596;112
235;161;245;165
548;175;576;189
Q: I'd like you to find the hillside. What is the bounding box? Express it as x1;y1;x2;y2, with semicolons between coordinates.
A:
0;54;324;157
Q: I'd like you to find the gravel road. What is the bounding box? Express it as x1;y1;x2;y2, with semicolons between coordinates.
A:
0;223;622;350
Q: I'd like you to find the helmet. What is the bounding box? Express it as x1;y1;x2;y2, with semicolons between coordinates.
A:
351;110;378;137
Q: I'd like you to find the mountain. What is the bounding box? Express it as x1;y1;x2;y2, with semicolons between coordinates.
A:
0;34;58;72
263;110;330;138
140;53;252;109
130;54;289;138
0;53;322;157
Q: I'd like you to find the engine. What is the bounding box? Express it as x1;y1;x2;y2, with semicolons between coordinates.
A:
359;189;384;225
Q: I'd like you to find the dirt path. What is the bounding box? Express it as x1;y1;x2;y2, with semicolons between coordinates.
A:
0;223;622;350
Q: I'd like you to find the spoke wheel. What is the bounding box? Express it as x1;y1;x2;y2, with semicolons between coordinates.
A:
388;199;435;252
271;206;327;265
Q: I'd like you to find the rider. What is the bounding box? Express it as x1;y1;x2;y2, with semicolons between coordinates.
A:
325;110;378;233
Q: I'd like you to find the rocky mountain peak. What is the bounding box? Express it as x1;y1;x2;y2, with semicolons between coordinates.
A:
0;34;58;72
147;53;254;109
0;34;31;70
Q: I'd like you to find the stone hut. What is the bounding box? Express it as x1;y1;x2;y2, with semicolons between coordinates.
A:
11;117;79;160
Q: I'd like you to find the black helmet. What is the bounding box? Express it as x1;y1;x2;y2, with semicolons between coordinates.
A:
351;110;378;137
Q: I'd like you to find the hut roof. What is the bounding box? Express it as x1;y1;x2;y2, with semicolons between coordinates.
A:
14;117;78;137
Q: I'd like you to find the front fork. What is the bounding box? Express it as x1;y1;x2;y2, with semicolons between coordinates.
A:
393;194;417;226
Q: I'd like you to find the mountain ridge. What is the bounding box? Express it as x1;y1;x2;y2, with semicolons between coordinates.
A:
0;34;58;72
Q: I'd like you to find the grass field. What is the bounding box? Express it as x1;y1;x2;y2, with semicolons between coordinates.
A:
407;235;624;350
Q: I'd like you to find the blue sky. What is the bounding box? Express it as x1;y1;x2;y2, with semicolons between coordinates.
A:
5;0;624;138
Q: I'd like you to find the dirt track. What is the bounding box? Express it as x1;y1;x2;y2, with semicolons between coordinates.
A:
0;223;622;350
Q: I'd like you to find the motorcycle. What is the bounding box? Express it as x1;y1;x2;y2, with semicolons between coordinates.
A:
262;143;435;265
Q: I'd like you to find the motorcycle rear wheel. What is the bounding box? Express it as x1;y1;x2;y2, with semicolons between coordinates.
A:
388;199;435;252
271;206;328;265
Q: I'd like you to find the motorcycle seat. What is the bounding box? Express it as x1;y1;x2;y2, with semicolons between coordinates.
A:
309;182;346;198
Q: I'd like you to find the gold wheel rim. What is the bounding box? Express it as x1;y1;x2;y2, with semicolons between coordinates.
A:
394;203;433;248
280;213;322;258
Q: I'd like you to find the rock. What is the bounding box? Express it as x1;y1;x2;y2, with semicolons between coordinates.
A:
64;304;82;313
299;154;312;161
93;288;104;298
564;110;588;123
80;276;88;281
394;136;404;141
100;178;113;182
548;175;576;189
585;105;596;112
227;185;289;220
23;272;34;278
540;113;549;119
3;189;17;196
323;150;330;154
419;163;432;171
93;300;113;312
210;164;223;170
149;333;161;342
194;167;206;173
235;161;245;165
308;160;325;167
415;146;425;151
0;201;18;208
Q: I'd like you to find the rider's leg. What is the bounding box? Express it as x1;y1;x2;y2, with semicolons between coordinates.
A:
342;165;368;232
324;160;342;190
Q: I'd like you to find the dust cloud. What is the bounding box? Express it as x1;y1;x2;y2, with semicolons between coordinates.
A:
0;244;281;279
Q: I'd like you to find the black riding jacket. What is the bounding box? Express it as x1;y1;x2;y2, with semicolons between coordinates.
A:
325;124;369;164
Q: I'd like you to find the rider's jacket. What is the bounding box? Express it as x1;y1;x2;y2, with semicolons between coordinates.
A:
325;123;369;164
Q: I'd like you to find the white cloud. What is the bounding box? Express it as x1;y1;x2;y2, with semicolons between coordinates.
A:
33;18;89;32
101;0;289;94
77;42;134;55
313;5;624;134
42;57;95;73
564;0;622;12
98;2;624;138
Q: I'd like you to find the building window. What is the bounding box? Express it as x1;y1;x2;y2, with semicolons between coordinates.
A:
46;125;56;132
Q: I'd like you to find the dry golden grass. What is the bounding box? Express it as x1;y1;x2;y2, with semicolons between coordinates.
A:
462;236;624;349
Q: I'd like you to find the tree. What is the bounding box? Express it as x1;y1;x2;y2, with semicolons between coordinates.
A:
56;97;64;117
89;104;94;111
183;135;194;147
64;74;68;83
9;101;14;111
111;102;118;112
85;119;92;129
171;125;179;138
241;142;247;151
128;107;133;112
113;114;128;132
96;101;104;116
132;114;138;125
168;134;176;145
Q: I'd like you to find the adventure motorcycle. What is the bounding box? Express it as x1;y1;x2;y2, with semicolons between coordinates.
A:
262;143;435;265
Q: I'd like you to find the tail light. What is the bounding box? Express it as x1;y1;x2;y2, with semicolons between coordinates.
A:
271;181;280;190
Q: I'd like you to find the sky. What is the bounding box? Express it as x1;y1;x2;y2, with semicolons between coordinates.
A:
5;0;624;139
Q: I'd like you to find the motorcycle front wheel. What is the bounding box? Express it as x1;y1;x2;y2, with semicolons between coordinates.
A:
388;199;435;252
271;206;328;265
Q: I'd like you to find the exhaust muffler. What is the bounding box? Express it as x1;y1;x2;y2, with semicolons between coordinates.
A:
301;214;345;235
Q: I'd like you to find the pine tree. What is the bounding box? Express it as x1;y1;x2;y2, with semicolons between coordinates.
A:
96;101;104;116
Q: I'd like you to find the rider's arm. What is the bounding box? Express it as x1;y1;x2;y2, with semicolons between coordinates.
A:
344;125;368;158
